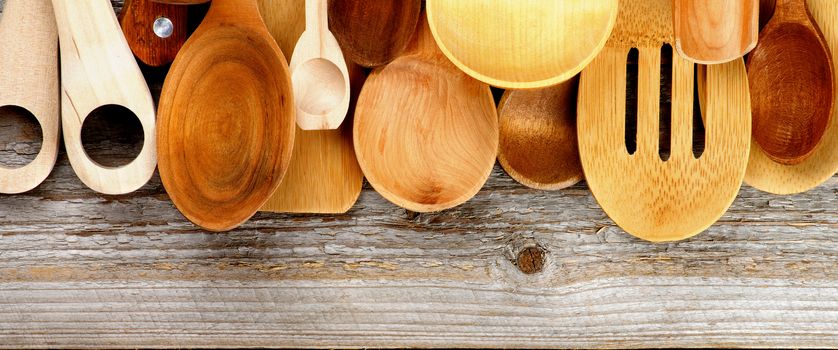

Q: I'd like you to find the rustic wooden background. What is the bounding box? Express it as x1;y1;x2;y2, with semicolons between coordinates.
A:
0;1;836;348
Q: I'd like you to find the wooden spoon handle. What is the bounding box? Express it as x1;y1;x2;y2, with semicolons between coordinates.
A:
772;0;809;21
303;0;327;35
119;0;189;66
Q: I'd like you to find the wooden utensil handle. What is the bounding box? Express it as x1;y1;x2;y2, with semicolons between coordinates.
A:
304;0;327;35
773;0;808;19
120;0;189;66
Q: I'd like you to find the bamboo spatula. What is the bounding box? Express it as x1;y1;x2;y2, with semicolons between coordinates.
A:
577;0;752;242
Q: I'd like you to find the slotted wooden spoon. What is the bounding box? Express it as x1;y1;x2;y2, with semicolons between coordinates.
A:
673;0;759;64
577;0;752;242
157;0;296;231
53;0;157;195
354;13;498;212
0;0;59;193
328;0;421;67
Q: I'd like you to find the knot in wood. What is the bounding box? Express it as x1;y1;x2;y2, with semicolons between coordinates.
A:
516;246;545;275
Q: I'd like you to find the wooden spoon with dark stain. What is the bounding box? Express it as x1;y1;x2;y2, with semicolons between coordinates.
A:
328;0;422;67
747;0;834;165
120;0;189;66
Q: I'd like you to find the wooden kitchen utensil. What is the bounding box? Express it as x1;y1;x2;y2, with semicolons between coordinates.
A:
747;0;834;165
120;0;189;66
674;0;759;64
258;0;364;214
497;77;583;190
0;0;59;193
289;0;351;130
157;0;296;231
354;13;498;212
425;0;619;89
745;0;838;194
53;0;157;195
577;0;751;242
328;0;422;67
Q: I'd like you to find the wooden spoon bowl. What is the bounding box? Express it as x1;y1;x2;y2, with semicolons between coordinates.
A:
328;0;421;67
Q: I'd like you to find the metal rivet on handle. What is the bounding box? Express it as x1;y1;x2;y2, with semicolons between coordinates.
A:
153;17;174;39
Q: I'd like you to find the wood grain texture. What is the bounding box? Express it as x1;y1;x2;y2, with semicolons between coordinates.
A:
578;0;752;242
157;0;296;231
497;77;583;191
745;0;838;194
53;0;157;195
0;0;59;194
328;0;421;67
119;0;189;67
354;14;498;213
674;0;759;64
747;0;834;165
426;0;618;89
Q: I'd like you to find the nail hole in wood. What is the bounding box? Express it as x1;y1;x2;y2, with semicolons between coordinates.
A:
516;246;545;275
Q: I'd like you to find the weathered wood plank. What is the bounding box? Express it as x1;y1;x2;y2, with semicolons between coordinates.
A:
0;0;836;348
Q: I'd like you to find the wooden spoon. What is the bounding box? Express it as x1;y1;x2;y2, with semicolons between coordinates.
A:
497;77;583;190
747;0;834;165
354;13;498;212
289;0;351;130
745;0;838;194
328;0;421;67
673;0;759;64
0;0;59;193
157;0;296;231
257;0;365;214
425;0;618;89
53;0;157;195
577;0;751;242
119;0;189;66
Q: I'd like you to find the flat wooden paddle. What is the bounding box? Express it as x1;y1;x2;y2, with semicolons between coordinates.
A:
426;0;618;89
673;0;759;64
119;0;189;66
354;13;498;212
258;0;364;214
328;0;421;67
577;0;751;242
53;0;158;195
157;0;296;231
0;0;59;193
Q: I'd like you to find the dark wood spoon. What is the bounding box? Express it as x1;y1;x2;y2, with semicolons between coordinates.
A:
120;0;190;66
328;0;421;67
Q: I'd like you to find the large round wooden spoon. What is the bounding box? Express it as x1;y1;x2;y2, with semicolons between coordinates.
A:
157;0;295;232
497;77;582;191
354;13;498;212
747;0;834;165
119;0;189;66
328;0;421;67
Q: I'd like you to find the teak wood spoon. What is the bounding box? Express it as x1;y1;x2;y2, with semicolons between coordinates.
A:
426;0;618;89
119;0;189;66
577;0;752;242
745;0;838;194
354;13;498;212
0;0;59;193
290;0;351;130
53;0;157;195
747;0;834;165
497;77;583;191
157;0;296;231
328;0;422;67
673;0;759;64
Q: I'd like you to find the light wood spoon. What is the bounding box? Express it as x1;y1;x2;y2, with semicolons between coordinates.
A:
426;0;618;89
328;0;422;67
497;77;583;191
674;0;759;64
354;13;498;212
747;0;834;165
157;0;296;231
577;0;752;242
290;0;351;130
53;0;157;195
0;0;59;193
119;0;189;66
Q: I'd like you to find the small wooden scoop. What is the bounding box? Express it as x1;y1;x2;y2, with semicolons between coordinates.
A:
157;0;296;231
53;0;157;195
354;13;498;212
290;0;351;130
119;0;189;66
0;0;59;193
674;0;759;64
747;0;834;165
328;0;422;67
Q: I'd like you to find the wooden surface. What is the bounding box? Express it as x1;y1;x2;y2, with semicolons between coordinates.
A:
328;0;422;67
673;0;759;64
120;0;189;67
0;0;835;348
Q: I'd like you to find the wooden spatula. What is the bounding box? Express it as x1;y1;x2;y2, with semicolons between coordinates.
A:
53;0;158;195
673;0;759;64
577;0;751;242
0;0;59;194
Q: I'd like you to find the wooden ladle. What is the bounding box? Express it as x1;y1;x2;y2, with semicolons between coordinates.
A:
747;0;834;165
0;0;59;193
673;0;759;64
354;13;498;212
157;0;296;231
290;0;351;130
328;0;422;67
53;0;157;195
